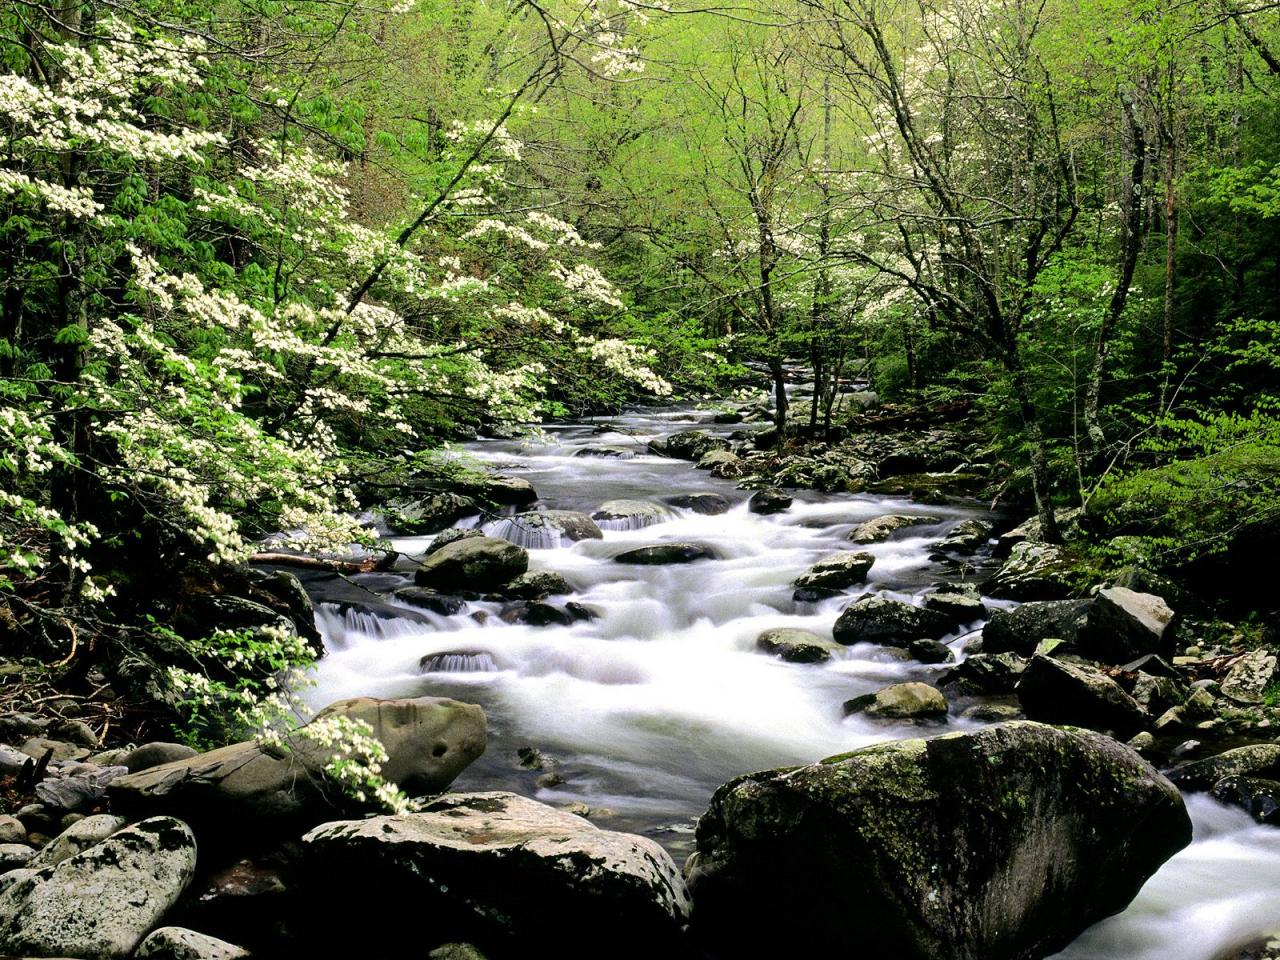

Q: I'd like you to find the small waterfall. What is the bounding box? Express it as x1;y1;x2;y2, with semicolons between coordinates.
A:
420;651;499;673
482;516;570;549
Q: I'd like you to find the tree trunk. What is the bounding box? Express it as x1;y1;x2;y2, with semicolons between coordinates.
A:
769;357;788;444
1158;131;1178;421
1004;346;1061;543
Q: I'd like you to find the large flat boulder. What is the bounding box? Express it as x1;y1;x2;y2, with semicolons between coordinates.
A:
0;817;197;958
685;722;1190;960
302;792;690;951
414;537;527;590
109;697;485;832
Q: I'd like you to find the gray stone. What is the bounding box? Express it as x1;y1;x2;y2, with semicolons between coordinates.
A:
922;588;988;625
1219;650;1279;704
503;571;572;600
135;926;250;959
983;543;1075;600
21;737;89;763
0;744;31;776
110;697;486;830
614;543;717;565
756;629;840;664
995;509;1083;556
1080;587;1174;663
792;552;875;593
935;519;993;554
493;510;603;544
424;527;486;556
1166;744;1280;792
909;638;955;664
28;814;127;869
34;764;129;810
849;514;937;544
414;536;528;591
384;492;478;535
833;595;953;647
0;844;33;872
844;682;948;720
658;430;730;461
982;600;1091;656
393;586;468;616
748;488;793;515
686;722;1190;960
0;815;24;844
663;493;731;515
1016;655;1149;738
0;817;197;959
303;792;690;947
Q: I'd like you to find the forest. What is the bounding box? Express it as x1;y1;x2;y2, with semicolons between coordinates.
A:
1;0;1279;958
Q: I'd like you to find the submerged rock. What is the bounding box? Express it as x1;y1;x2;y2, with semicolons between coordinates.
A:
685;722;1191;960
755;628;840;664
414;537;528;591
663;492;731;515
832;594;952;647
0;817;197;959
394;586;468;616
614;543;717;565
302;792;690;950
848;514;937;544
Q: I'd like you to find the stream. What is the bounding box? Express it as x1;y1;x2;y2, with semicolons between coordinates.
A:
305;402;1280;960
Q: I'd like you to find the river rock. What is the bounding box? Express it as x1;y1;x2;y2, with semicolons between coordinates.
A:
1080;587;1174;663
1016;655;1149;738
126;743;200;774
748;487;792;514
457;475;537;506
907;638;953;664
848;514;936;544
685;722;1190;960
503;571;572;600
34;762;129;810
394;586;468;615
658;430;730;461
934;519;993;554
109;697;486;831
922;585;988;625
135;926;250;959
697;449;740;472
591;500;671;528
0;815;25;845
384;492;477;534
302;792;690;950
1210;776;1280;825
756;628;840;664
663;493;731;515
983;542;1075;600
424;527;486;556
844;682;948;720
792;551;875;593
833;595;952;647
982;600;1090;656
0;817;197;959
414;537;528;590
1219;650;1279;704
574;445;635;459
614;543;716;565
995;508;1083;556
0;844;33;872
1166;744;1280;791
28;814;126;869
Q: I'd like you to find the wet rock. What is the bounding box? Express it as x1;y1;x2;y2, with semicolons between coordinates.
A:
135;926;250;959
983;542;1075;600
921;586;988;625
909;638;954;664
1209;776;1280;826
457;475;537;506
419;651;498;674
110;697;486;832
414;537;528;591
28;814;127;870
934;519;993;554
503;571;572;600
614;543;717;565
1166;744;1280;792
686;722;1191;960
126;742;200;774
0;816;197;959
1080;587;1174;663
394;587;468;616
982;600;1091;656
792;551;875;593
748;487;792;515
833;595;952;647
663;493;731;515
423;528;486;557
1016;655;1149;738
756;629;840;664
697;449;740;472
844;682;948;720
384;492;477;535
1219;650;1279;704
591;500;671;528
658;430;730;461
963;702;1023;722
848;514;937;544
302;792;690;950
574;445;635;459
502;601;577;627
1129;672;1187;715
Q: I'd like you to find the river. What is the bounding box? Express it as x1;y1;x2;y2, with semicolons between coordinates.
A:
305;402;1280;960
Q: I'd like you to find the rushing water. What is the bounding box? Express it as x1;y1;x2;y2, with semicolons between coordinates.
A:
307;402;1280;959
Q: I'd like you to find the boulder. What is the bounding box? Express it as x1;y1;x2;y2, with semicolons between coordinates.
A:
0;815;25;844
833;595;952;647
1165;744;1280;792
394;587;468;616
614;543;717;565
1219;650;1279;704
983;542;1075;600
414;537;528;591
0;844;34;872
934;519;993;554
456;475;537;506
921;586;988;625
663;493;731;515
982;600;1091;656
28;814;126;869
658;430;729;461
0;817;197;959
748;487;792;515
591;500;671;529
503;571;572;600
909;638;955;664
844;682;948;720
1209;776;1280;826
1016;655;1149;738
792;552;875;594
1080;587;1174;663
848;514;937;544
994;508;1083;556
685;722;1191;960
755;629;840;664
135;926;250;959
424;528;486;557
697;449;740;473
302;792;690;950
384;492;477;534
109;697;486;832
21;737;89;763
34;762;129;810
125;742;200;774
